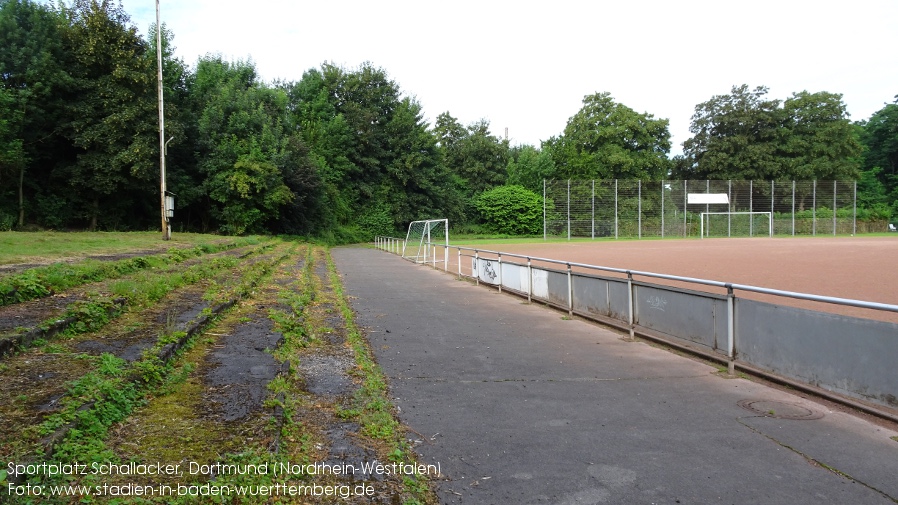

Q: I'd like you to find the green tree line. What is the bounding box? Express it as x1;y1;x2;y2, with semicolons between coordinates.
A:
1;0;895;237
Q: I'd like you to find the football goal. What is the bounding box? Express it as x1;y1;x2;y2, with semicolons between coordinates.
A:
700;212;772;238
402;219;449;266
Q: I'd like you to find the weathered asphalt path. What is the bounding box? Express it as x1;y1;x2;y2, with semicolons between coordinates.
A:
333;247;898;505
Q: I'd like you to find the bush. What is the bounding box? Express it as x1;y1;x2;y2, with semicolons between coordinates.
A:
356;203;395;238
475;185;543;235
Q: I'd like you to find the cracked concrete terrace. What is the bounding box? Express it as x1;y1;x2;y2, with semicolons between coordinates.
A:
334;246;898;505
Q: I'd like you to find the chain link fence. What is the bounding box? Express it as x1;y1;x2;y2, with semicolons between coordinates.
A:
544;180;861;239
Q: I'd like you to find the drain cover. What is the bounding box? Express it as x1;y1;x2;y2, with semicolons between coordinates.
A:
737;399;824;420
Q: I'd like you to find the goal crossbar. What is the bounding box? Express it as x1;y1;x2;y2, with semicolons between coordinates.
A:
700;212;772;238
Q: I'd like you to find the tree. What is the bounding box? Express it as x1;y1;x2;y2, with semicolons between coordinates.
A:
781;91;861;180
0;87;24;229
434;112;466;158
209;156;293;235
290;63;464;236
507;144;555;194
679;85;861;182
194;56;298;234
458;119;508;193
383;97;464;228
0;0;72;228
434;113;508;195
680;85;783;180
859;98;898;213
289;66;356;230
271;133;324;235
59;0;158;230
548;92;670;180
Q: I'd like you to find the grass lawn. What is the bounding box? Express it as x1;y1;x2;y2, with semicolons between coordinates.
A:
0;231;234;265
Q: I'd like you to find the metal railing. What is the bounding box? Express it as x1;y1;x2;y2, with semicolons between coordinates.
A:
374;238;898;414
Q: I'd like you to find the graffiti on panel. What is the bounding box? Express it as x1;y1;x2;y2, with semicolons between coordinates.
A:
472;258;499;284
646;295;668;311
482;260;497;282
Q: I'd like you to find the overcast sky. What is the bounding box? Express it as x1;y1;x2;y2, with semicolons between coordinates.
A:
120;0;898;155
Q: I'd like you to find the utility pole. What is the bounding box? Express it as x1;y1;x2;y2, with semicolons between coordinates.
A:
156;0;170;240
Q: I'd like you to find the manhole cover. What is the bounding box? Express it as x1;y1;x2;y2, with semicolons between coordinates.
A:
737;399;824;420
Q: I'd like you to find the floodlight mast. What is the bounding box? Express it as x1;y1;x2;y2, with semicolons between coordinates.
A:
156;0;170;240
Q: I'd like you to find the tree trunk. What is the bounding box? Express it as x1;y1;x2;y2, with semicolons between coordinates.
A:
90;198;98;231
18;165;25;228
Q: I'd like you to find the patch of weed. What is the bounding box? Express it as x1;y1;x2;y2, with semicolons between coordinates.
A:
324;248;437;504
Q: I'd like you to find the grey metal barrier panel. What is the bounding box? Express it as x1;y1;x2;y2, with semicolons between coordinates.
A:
571;274;611;318
547;269;570;308
607;279;630;322
736;299;898;409
472;257;500;285
633;283;727;352
501;261;526;292
531;267;550;301
571;272;629;323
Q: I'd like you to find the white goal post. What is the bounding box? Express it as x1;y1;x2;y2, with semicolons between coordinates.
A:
402;219;449;266
700;212;772;238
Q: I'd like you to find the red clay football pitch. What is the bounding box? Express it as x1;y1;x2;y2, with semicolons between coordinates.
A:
439;236;898;323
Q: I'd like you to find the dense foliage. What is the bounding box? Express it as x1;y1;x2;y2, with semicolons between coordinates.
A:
475;185;543;235
677;85;862;181
545;92;672;180
0;0;894;238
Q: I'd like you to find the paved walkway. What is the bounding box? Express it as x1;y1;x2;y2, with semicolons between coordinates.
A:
333;247;898;505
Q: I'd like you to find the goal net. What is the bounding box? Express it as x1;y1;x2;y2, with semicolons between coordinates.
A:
700;212;772;238
402;219;449;265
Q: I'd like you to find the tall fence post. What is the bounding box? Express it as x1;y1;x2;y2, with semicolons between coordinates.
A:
706;180;710;226
615;179;619;240
683;180;688;238
749;180;754;237
638;179;642;239
591;179;595;240
567;179;571;241
813;180;817;236
853;181;857;235
833;180;837;236
792;181;796;236
727;284;735;376
543;179;547;241
457;248;461;280
661;180;665;238
728;180;732;237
